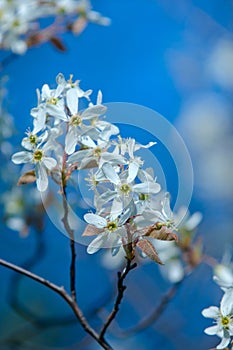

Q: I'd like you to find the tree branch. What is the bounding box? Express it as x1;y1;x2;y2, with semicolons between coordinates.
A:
99;258;137;340
61;187;77;302
117;280;183;337
0;53;18;71
0;259;113;350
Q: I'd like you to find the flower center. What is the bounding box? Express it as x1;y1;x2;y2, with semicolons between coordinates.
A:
106;221;118;232
139;193;149;201
120;184;131;195
33;149;43;162
47;97;58;105
29;134;38;145
78;7;87;18
58;7;66;14
93;147;102;157
221;316;230;327
90;118;97;126
70;114;82;126
12;19;20;28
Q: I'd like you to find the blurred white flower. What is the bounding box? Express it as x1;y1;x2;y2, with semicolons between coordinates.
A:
207;38;233;89
177;93;233;200
0;0;110;54
214;264;233;291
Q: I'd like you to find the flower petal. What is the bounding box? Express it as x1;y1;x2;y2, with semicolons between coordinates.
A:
185;212;202;230
79;135;96;148
84;213;107;228
202;306;220;319
68;149;91;163
43;157;57;170
67;88;79;115
133;182;160;194
102;163;120;185
127;161;139;183
204;325;221;335
65;126;78;155
111;197;123;220
214;264;233;289
12;151;32;164
46;104;67;121
36;164;48;192
81;104;107;119
87;234;107;254
41;84;51;100
220;288;233;316
216;333;231;349
31;107;46;133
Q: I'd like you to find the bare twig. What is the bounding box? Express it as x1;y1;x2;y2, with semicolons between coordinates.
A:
122;281;182;337
6;230;78;335
99;258;137;340
0;53;18;71
0;259;113;350
61;186;77;302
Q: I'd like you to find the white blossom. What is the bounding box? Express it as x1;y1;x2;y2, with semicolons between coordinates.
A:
65;87;107;155
12;141;57;192
202;289;233;349
0;0;110;54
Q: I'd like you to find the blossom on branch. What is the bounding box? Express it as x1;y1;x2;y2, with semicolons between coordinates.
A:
0;0;110;54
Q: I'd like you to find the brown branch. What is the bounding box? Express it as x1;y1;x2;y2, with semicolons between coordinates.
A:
99;258;137;340
7;231;46;323
61;162;77;302
61;188;77;301
0;53;18;71
7;230;78;332
118;280;183;337
0;259;113;350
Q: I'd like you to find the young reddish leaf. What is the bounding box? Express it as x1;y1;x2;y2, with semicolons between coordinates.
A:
17;170;36;186
136;238;164;265
50;37;66;52
82;224;103;236
79;159;98;170
144;224;178;241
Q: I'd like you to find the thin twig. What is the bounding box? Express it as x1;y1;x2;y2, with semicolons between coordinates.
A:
7;231;46;322
99;259;137;340
3;279;114;348
61;181;77;302
117;279;183;337
0;259;113;350
0;53;18;71
6;230;78;336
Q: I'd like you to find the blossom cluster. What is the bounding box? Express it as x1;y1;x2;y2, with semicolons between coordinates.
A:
202;263;233;349
12;73;191;262
0;0;110;54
